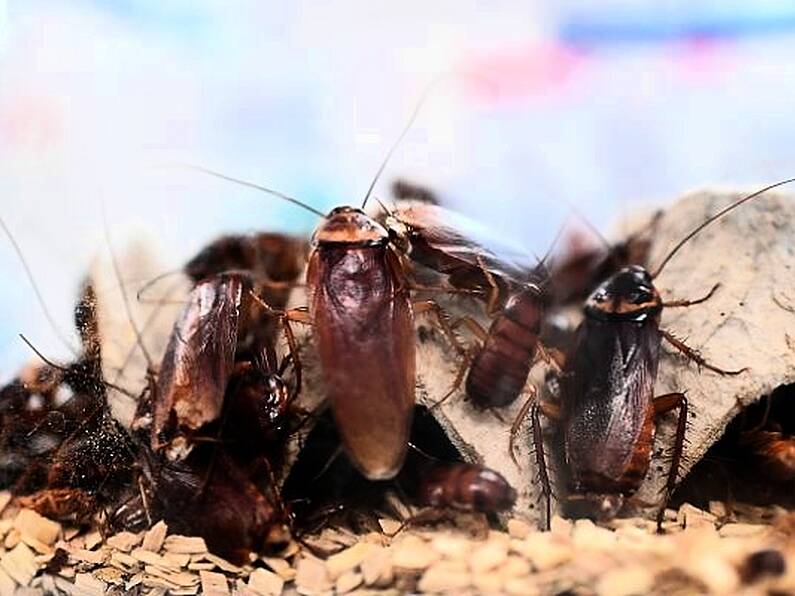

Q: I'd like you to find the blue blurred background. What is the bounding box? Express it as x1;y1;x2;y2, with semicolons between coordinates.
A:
2;0;795;378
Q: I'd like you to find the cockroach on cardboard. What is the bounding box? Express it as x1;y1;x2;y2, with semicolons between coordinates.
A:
531;179;795;530
380;193;553;415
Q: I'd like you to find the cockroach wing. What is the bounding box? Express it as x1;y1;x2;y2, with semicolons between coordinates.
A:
153;275;244;445
309;246;415;480
563;319;660;486
394;203;539;285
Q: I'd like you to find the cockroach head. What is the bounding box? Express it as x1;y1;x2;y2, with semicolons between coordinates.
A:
585;265;662;322
313;206;389;246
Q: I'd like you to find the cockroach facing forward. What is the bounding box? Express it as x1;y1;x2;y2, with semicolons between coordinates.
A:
307;206;415;479
532;179;795;529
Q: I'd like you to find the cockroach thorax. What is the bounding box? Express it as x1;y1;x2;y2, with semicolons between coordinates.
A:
585;265;662;321
313;206;389;245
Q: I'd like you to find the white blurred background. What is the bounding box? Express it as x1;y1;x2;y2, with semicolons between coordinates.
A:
3;0;795;377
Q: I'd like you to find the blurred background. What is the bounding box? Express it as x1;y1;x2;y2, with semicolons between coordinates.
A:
2;0;795;378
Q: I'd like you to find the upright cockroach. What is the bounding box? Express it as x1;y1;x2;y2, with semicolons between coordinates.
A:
531;179;795;529
152;272;300;454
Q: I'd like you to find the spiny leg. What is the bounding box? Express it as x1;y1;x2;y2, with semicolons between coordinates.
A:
451;315;489;343
280;317;303;398
509;387;537;467
660;328;747;375
413;300;468;356
653;392;687;532
475;254;502;315
429;348;474;410
663;283;720;308
532;402;556;531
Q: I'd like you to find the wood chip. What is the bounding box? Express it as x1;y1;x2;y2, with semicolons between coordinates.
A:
419;560;471;593
83;531;103;551
131;548;171;567
0;568;15;596
295;555;332;594
141;521;168;552
0;543;37;586
392;535;439;570
200;553;243;574
163;535;207;554
3;529;19;550
94;566;126;585
262;557;296;581
19;533;52;555
12;509;60;546
72;572;107;596
378;518;402;536
109;551;139;570
360;546;393;588
199;570;230;596
335;570;363;594
144;565;200;588
106;531;141;552
0;494;11;516
325;542;372;579
70;548;107;565
469;538;508;574
247;568;284;596
507;518;533;539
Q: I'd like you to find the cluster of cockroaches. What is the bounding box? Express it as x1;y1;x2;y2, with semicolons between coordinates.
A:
1;150;794;565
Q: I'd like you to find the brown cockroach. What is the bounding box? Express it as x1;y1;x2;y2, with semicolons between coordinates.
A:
738;429;795;484
379;197;557;417
151;272;300;454
531;179;795;529
182;168;453;481
415;461;517;513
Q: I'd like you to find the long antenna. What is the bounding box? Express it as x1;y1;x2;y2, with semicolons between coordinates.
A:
0;217;77;355
177;165;326;218
361;75;448;210
101;204;154;369
652;178;795;278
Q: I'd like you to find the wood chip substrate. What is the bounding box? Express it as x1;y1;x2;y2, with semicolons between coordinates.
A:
1;491;795;594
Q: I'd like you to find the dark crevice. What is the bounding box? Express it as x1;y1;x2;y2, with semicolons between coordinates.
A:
672;383;795;511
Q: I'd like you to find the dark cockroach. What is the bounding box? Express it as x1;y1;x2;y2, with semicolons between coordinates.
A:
415;461;517;513
152;272;300;454
531;179;795;529
548;211;662;305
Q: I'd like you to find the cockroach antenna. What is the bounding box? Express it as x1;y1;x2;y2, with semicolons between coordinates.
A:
0;217;78;355
100;204;154;369
361;75;450;211
177;165;327;218
652;177;795;278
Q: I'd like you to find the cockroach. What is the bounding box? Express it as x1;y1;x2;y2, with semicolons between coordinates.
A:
179;167;431;481
377;197;551;407
548;211;662;305
414;461;517;513
531;179;795;529
151;272;300;454
738;429;795;484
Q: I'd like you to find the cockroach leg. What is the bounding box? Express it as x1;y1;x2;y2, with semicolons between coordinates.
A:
652;391;687;532
662;283;720;308
279;317;303;397
429;348;474;410
508;386;538;467
660;328;748;375
475;254;501;315
531;401;556;531
535;343;564;373
450;315;489;343
413;300;468;355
